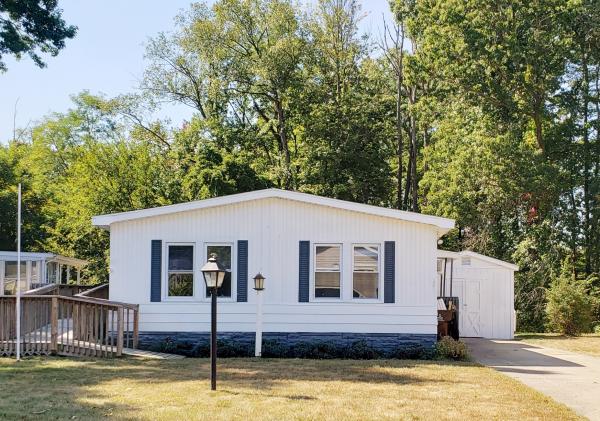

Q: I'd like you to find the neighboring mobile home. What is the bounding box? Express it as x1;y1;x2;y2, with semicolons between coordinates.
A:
92;189;455;351
0;252;88;295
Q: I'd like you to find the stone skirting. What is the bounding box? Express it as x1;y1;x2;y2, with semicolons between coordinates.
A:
138;331;436;354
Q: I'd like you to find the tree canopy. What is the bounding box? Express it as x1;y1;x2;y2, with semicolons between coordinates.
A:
0;0;76;71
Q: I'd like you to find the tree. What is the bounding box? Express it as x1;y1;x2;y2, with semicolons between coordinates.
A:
546;259;593;335
379;14;405;209
298;0;394;204
0;0;76;71
144;0;305;189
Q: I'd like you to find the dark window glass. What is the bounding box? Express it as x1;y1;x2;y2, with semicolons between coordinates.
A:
167;245;194;297
168;245;194;271
206;245;232;297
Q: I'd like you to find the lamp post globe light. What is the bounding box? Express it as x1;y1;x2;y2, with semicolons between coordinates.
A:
253;273;265;357
201;253;226;391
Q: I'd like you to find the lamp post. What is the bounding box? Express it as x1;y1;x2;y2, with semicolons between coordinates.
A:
253;273;265;357
201;254;226;391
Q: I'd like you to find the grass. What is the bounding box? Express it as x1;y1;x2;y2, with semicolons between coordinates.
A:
0;356;581;420
516;333;600;357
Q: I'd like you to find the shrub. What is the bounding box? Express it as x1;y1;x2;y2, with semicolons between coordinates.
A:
261;340;291;358
546;262;593;336
435;337;469;361
148;337;437;360
216;339;252;357
189;341;210;357
343;340;381;359
151;336;178;354
389;343;431;360
291;341;342;359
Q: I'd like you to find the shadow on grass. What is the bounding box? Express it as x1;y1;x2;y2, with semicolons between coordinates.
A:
0;356;476;419
0;357;470;419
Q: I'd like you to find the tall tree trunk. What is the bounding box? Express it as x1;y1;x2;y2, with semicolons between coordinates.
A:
380;18;405;210
409;88;419;213
569;187;579;276
396;74;404;209
532;93;545;153
409;115;418;212
581;52;591;274
593;66;600;273
274;95;292;190
403;140;413;209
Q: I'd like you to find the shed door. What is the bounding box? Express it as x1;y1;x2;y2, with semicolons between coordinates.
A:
461;280;481;337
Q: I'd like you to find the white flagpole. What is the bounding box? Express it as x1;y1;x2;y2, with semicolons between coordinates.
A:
16;183;21;361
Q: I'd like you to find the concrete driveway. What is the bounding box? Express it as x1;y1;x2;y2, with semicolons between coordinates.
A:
465;338;600;420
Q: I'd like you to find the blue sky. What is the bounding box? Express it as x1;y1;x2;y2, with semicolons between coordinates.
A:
0;0;393;143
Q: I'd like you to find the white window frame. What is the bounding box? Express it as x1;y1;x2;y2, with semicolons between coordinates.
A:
163;242;196;301
351;243;382;302
202;242;236;302
311;243;343;301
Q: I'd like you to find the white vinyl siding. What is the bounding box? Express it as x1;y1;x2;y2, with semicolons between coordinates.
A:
108;197;440;334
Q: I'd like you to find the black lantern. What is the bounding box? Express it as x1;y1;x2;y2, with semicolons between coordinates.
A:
253;272;265;291
200;253;226;391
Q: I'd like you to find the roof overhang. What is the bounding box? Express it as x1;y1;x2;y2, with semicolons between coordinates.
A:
0;251;88;268
436;249;519;271
92;188;455;235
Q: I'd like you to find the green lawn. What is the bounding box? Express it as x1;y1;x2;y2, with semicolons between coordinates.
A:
0;356;581;420
516;333;600;357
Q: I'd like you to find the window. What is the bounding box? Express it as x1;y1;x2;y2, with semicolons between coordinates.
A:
314;245;341;298
167;245;194;297
30;261;40;289
352;245;380;299
3;261;27;295
47;262;58;284
205;244;232;297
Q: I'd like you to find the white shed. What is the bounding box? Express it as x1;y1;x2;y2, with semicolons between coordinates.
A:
437;250;518;339
93;189;455;352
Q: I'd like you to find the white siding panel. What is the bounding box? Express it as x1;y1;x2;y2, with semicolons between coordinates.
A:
109;197;439;334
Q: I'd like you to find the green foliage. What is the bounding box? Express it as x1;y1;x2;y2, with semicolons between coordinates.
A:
1;0;599;332
0;0;77;71
343;340;382;359
435;337;469;361
546;260;593;335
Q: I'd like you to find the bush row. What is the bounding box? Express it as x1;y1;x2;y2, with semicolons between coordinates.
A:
148;337;469;361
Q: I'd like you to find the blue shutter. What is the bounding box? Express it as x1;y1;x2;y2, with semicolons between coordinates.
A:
299;241;310;302
150;240;162;302
384;241;395;303
237;240;248;302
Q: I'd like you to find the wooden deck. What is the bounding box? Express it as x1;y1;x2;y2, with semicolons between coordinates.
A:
0;291;138;358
